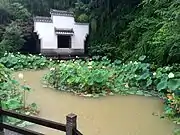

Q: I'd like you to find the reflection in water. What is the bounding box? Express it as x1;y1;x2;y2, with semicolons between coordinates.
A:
14;70;176;135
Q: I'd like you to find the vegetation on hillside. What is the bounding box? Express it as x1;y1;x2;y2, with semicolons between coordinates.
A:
0;0;32;54
87;0;180;66
0;0;179;66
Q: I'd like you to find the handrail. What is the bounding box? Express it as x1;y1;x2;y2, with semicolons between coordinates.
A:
0;109;66;131
74;129;83;135
0;105;83;135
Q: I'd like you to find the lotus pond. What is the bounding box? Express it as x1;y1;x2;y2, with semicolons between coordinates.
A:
0;53;179;134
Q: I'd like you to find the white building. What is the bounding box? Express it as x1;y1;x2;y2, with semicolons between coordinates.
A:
34;9;89;56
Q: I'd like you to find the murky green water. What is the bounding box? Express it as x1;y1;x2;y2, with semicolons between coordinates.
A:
14;70;177;135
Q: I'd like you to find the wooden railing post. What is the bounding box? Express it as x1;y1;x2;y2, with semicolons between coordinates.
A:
0;100;3;132
66;113;77;135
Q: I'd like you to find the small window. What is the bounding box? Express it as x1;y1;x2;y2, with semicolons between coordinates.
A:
57;35;71;48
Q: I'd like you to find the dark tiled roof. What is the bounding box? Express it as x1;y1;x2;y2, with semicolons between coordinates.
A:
50;9;74;17
55;28;74;33
55;28;74;35
75;22;89;25
33;16;52;23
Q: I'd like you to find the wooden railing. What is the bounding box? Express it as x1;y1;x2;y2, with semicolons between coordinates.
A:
0;103;83;135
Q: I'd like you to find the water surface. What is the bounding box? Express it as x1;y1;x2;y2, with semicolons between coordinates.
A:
14;70;176;135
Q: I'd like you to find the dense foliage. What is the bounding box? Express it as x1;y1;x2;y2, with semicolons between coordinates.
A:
120;0;180;65
0;52;49;70
0;22;25;55
43;58;180;124
0;0;180;132
81;0;180;65
0;52;49;125
0;0;32;54
0;63;37;126
0;0;179;66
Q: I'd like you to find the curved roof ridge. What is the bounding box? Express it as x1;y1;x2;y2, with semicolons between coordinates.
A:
50;9;74;17
34;16;52;23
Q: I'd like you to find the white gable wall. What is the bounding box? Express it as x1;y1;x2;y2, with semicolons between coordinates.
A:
34;22;57;49
72;24;89;49
34;12;89;53
52;15;74;29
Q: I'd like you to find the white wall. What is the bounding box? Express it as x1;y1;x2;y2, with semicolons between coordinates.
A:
34;15;89;51
72;24;89;49
52;15;75;29
34;22;57;49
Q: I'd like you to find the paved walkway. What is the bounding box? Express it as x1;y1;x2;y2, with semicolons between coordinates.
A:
1;130;22;135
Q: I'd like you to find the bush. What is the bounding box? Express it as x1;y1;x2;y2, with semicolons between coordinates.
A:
44;59;115;95
77;13;89;23
43;58;180;96
0;64;27;110
0;63;37;125
10;2;31;21
0;21;25;55
0;52;50;70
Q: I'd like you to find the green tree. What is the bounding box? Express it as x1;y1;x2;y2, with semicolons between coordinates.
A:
10;2;31;21
0;0;13;25
118;0;180;65
0;0;32;53
0;21;25;54
87;0;180;65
